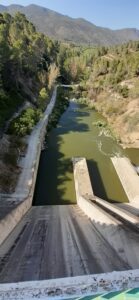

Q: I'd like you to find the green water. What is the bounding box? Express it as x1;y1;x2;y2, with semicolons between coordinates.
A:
33;101;139;205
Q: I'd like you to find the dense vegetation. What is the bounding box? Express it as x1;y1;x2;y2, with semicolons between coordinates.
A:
1;4;139;45
1;12;139;138
61;41;139;145
47;86;70;132
0;12;59;132
61;41;139;83
0;12;60;192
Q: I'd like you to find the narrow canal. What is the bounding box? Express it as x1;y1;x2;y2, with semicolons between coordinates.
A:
33;98;138;205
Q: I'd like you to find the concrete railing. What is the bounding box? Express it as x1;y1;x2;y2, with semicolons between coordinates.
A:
0;269;139;299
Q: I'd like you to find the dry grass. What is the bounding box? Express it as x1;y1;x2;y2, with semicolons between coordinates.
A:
95;89;139;148
0;135;26;193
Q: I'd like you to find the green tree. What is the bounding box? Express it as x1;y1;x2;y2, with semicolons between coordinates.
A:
38;88;49;110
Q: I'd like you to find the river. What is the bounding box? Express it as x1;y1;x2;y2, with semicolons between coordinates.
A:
33;100;139;205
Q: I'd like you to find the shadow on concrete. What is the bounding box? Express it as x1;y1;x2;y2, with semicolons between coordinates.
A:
87;159;107;200
87;159;129;204
1;204;139;283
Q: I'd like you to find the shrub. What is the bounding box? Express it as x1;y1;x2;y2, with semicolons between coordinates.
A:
93;120;107;127
8;108;42;136
38;88;49;110
4;151;17;166
117;85;129;98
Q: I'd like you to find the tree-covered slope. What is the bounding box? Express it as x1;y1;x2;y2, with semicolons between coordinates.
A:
0;12;59;132
62;41;139;147
0;4;139;45
0;12;61;192
0;10;139;146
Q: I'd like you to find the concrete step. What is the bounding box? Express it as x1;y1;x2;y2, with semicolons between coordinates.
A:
117;203;139;217
94;196;139;229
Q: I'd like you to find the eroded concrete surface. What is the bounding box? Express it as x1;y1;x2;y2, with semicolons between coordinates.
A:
0;205;139;283
1;270;139;299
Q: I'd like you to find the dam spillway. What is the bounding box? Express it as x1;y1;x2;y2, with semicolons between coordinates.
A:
1;204;139;283
0;89;139;297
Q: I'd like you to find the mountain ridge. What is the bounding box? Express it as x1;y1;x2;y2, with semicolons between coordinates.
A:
0;4;139;45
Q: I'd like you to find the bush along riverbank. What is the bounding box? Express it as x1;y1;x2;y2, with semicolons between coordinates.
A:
72;85;117;141
47;86;70;132
73;83;139;148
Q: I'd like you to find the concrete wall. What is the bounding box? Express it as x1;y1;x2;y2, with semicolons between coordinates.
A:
72;157;95;200
111;157;139;203
0;269;139;299
0;87;57;245
73;157;139;227
0;196;32;246
72;157;117;225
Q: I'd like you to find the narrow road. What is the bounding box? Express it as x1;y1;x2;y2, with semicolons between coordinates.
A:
0;205;139;283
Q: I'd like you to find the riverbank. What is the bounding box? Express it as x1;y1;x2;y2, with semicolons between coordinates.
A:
74;80;139;149
47;86;70;132
95;91;139;149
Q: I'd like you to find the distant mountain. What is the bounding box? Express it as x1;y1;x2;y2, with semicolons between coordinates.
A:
0;5;7;11
1;4;139;45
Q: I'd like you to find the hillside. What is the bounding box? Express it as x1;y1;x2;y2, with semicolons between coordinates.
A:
0;4;139;45
65;41;139;148
0;12;60;192
0;11;59;131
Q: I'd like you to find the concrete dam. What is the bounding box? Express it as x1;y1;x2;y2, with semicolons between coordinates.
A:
0;87;139;298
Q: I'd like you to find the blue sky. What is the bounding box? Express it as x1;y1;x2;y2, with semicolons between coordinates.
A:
1;0;139;29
